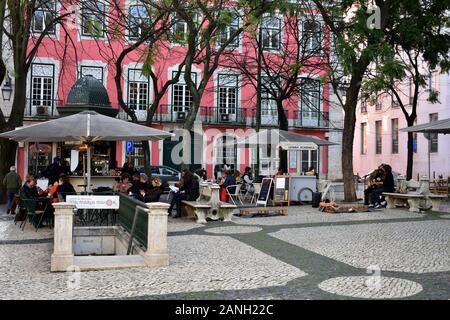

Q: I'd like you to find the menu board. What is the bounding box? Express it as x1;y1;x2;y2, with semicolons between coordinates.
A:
257;178;273;207
273;176;291;206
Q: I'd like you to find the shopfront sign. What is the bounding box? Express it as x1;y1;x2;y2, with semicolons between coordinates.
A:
126;141;134;153
66;195;120;209
279;142;318;151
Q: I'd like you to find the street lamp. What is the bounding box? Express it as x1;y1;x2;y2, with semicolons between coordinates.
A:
1;74;13;101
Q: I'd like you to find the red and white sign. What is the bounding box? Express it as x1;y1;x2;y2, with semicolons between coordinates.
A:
66;195;120;209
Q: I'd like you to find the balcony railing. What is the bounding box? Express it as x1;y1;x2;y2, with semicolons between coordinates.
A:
117;104;330;129
25;98;63;118
292;110;330;128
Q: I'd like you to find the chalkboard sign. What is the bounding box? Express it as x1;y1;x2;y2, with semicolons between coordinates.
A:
273;176;291;206
257;178;273;207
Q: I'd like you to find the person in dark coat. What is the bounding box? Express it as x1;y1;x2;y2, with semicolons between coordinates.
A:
136;177;163;203
371;164;395;209
121;161;136;177
3;166;22;214
169;169;199;218
55;174;76;201
43;157;62;185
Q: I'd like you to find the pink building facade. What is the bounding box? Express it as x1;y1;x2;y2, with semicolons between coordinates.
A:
353;71;450;179
1;0;343;180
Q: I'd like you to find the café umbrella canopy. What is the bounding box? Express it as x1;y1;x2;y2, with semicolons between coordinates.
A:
400;118;450;179
400;118;450;134
230;129;337;149
217;129;337;174
0;111;172;190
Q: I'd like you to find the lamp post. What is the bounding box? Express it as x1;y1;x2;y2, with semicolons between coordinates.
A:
1;74;13;101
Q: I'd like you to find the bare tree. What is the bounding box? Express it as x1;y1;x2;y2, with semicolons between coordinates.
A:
0;0;72;202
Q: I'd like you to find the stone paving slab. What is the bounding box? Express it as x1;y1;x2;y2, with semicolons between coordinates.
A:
0;221;53;241
0;235;306;299
233;207;425;226
269;220;450;274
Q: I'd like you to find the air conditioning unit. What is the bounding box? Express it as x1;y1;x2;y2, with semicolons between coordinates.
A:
177;111;186;121
36;106;48;116
220;114;230;122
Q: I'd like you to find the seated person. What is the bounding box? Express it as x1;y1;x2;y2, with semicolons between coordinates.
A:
136;177;163;203
20;175;51;227
220;170;236;194
364;168;384;205
241;166;254;193
113;173;132;193
169;169;200;218
20;175;46;199
371;164;395;209
55;174;76;201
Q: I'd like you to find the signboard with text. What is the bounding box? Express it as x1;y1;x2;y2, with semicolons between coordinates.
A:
66;195;120;209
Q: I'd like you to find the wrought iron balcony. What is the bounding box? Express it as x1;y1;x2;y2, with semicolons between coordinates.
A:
25;98;63;118
292;110;330;128
117;104;330;129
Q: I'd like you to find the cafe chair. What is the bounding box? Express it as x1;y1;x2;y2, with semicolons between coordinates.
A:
250;183;262;205
226;185;243;206
20;199;46;232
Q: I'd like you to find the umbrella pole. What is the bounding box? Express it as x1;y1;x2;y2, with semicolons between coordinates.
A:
87;144;91;193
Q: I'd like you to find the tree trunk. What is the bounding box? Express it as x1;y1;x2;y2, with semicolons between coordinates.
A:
277;100;289;174
141;140;152;178
0;139;18;203
341;105;357;202
406;117;416;180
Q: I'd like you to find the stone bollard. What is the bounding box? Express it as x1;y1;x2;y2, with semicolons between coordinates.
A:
144;202;170;267
418;176;430;196
51;203;75;272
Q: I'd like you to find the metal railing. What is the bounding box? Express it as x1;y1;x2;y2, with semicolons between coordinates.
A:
292;110;330;128
25;98;63;118
117;104;330;129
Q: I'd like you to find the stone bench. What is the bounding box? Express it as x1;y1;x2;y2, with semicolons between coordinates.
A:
382;192;446;213
182;201;236;224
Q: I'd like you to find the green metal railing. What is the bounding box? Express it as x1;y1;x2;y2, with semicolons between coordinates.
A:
117;194;148;249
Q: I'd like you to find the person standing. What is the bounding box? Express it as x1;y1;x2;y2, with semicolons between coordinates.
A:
3;166;22;214
43;157;62;185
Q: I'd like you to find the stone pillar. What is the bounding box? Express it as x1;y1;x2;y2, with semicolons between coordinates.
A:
51;203;75;272
144;202;170;267
418;176;430;196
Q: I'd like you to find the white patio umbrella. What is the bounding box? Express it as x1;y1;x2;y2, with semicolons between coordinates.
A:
0;111;172;191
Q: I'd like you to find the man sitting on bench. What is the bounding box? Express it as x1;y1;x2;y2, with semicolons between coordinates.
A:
370;164;395;209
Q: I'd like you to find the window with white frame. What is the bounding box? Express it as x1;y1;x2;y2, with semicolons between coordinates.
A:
80;65;104;83
172;72;197;113
32;0;57;34
261;15;282;51
261;76;280;117
81;1;106;37
218;11;240;48
128;69;149;111
129;5;151;40
429;113;439;153
302;19;322;54
31;63;54;109
172;12;189;43
300;78;321;120
217;74;238;116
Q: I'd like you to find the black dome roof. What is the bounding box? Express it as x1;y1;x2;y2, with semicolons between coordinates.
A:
66;75;110;106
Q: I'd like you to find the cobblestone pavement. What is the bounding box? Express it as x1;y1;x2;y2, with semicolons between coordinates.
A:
0;203;449;300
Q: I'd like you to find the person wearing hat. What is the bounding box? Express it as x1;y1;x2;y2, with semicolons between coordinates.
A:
43;157;62;186
3;166;22;214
